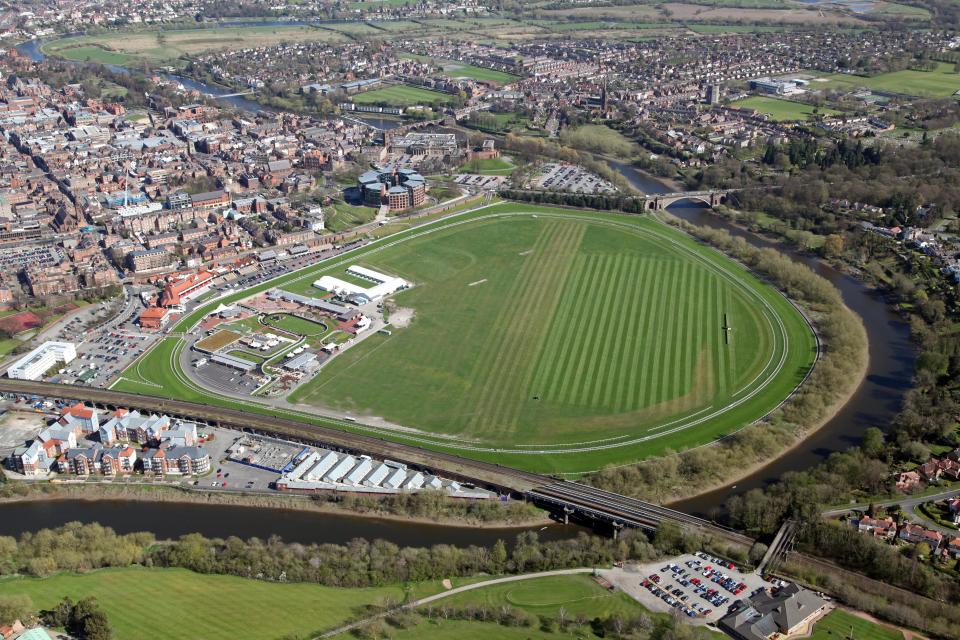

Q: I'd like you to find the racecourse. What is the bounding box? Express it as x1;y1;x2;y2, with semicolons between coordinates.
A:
113;203;816;474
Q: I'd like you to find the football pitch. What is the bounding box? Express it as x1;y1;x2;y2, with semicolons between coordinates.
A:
114;203;816;473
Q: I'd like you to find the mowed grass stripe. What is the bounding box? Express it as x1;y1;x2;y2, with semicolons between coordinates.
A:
603;256;643;410
530;254;589;400
712;274;728;398
461;220;564;431
484;221;586;431
554;257;606;403
633;259;668;410
452;222;560;430
463;220;584;433
536;254;603;402
724;287;739;384
666;260;690;414
617;256;652;413
563;255;619;406
582;254;631;407
646;260;680;406
691;267;708;401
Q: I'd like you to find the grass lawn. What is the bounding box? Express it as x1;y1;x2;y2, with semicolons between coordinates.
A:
559;124;638;157
459;156;515;174
114;203;815;474
817;62;960;98
731;96;839;121
809;609;904;640
326;202;379;232
0;567;418;640
351;84;455;107
262;313;329;337
226;350;266;364
379;575;727;639
42;26;347;65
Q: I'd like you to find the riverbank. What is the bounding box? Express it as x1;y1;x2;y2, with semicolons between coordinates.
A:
0;482;553;529
666;327;869;506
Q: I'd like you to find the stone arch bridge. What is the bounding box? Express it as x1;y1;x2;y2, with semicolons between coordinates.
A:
644;189;737;210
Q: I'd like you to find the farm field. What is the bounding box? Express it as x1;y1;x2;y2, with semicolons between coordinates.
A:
351;84;455;107
809;609;904;640
816;62;960;98
732;96;840;121
42;26;348;65
0;567;422;640
114;203;815;473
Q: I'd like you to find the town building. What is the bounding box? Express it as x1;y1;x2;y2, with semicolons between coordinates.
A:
356;164;427;211
6;341;77;380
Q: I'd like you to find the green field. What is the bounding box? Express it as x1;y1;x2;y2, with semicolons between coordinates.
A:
351;84;455;107
732;96;840;121
809;609;904;640
114;203;815;473
0;567;412;640
381;575;726;639
459;157;515;174
42;26;347;65
262;313;329;337
815;62;960;98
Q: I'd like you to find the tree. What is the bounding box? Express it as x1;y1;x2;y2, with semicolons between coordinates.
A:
823;233;844;258
81;610;112;640
0;594;33;626
861;427;886;458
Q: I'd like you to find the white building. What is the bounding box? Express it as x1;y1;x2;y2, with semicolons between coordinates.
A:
313;265;409;302
7;341;77;380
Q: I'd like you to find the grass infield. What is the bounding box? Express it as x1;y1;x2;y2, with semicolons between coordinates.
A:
809;609;904;640
114;203;816;474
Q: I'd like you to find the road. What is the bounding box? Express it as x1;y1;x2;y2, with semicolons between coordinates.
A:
315;567;596;638
823;488;960;536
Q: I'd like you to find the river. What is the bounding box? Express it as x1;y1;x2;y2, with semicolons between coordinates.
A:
0;499;584;546
13;33;916;526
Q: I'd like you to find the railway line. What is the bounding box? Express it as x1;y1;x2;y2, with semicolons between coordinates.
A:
0;379;755;548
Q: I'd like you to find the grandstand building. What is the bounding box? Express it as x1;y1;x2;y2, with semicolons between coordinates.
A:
356;164;427;212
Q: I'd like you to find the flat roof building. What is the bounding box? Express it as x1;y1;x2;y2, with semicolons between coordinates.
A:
7;341;77;380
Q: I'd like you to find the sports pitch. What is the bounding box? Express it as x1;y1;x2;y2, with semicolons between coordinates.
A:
114;204;816;473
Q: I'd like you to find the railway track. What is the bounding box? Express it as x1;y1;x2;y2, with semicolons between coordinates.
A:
0;379;755;546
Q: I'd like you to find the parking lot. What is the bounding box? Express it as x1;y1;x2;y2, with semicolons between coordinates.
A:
528;162;618;194
602;552;769;625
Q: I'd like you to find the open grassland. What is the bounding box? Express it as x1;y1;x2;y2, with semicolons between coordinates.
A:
0;567;423;640
42;26;348;65
809;609;904;640
114;203;815;474
816;62;960;98
732;96;840;121
351;84;455;107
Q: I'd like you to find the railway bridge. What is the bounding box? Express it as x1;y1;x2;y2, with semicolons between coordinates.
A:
0;379;753;548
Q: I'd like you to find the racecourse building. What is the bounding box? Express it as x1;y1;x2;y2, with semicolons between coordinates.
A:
357;164;427;212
